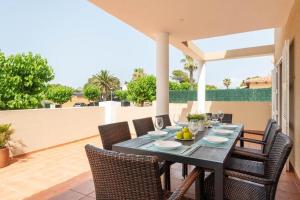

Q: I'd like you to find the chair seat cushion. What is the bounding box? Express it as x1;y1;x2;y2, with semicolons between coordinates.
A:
226;157;265;177
204;173;267;200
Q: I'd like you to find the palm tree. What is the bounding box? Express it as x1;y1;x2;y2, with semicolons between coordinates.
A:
132;67;145;80
223;78;232;89
180;55;198;84
91;70;120;100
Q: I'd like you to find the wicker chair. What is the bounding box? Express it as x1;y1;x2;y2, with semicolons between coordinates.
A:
204;132;293;200
156;114;172;129
132;118;172;190
98;122;132;150
133;117;155;137
232;122;280;162
85;145;201;200
238;119;276;148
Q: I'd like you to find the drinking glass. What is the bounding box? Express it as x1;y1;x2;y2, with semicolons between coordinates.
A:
217;111;224;124
211;113;218;122
188;119;199;136
155;117;164;130
172;114;180;125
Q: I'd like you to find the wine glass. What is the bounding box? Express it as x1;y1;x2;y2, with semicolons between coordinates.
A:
172;114;180;125
188;119;199;136
211;113;218;122
217;111;224;124
155;117;164;130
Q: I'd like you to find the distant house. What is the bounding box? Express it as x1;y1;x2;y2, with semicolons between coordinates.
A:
62;91;89;107
245;76;272;89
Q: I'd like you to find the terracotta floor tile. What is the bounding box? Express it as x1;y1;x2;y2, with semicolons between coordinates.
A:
275;190;300;200
88;192;96;198
49;190;85;200
71;180;94;195
278;181;300;194
79;196;95;200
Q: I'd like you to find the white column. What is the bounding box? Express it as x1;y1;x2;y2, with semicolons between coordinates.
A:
156;32;169;115
195;61;206;113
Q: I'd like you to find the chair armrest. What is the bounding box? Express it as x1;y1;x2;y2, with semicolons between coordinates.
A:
243;130;264;136
168;168;200;200
239;137;265;145
225;169;274;185
233;149;268;162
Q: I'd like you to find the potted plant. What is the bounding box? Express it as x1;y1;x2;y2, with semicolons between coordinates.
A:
187;113;206;131
0;123;13;168
115;90;130;107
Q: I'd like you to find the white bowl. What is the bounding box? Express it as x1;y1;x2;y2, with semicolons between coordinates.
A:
154;140;182;150
165;126;181;131
147;130;168;138
212;129;234;135
203;136;229;144
220;124;238;130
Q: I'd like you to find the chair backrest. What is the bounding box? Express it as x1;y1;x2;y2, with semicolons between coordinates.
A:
85;145;163;200
133;117;155;137
262;123;280;154
261;119;277;142
98;122;131;150
222;114;233;124
264;133;293;200
156;114;171;128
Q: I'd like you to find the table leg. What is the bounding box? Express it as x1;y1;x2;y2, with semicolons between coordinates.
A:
240;130;244;147
164;163;171;191
195;168;204;200
195;174;201;200
214;166;224;200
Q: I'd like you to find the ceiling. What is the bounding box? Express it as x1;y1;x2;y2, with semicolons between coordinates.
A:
90;0;294;61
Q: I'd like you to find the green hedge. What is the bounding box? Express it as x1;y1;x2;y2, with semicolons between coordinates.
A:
169;88;271;103
169;90;197;103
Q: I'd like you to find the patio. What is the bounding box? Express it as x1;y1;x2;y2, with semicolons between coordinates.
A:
1;0;300;199
0;134;299;200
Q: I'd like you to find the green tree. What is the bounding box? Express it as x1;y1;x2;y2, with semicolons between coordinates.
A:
206;84;218;90
115;90;128;101
83;85;100;104
88;70;120;101
169;81;181;90
180;82;193;90
46;85;73;105
127;75;156;106
223;78;232;89
171;70;189;83
132;67;145;80
0;51;54;110
181;55;198;84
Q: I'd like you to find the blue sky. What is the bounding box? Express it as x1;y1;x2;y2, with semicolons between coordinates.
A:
0;0;274;89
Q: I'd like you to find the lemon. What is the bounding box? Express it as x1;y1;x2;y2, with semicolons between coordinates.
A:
183;131;190;140
182;127;189;132
176;131;183;139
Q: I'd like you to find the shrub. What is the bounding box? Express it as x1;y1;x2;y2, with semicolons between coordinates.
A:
46;85;73;105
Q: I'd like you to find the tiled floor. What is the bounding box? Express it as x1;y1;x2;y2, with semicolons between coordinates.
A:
1;134;300;200
30;163;300;200
0;136;101;200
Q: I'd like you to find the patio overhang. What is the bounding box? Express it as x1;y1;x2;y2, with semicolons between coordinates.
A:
90;0;293;59
204;44;275;61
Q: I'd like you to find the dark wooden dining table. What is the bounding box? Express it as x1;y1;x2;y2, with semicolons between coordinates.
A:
112;124;244;200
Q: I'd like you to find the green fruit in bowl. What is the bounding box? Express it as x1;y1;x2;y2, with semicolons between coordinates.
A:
176;131;183;139
182;127;189;132
183;131;192;140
